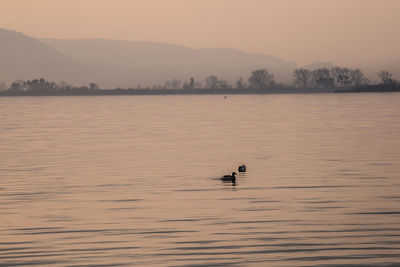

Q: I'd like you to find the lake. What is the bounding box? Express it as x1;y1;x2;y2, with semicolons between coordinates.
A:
1;93;400;266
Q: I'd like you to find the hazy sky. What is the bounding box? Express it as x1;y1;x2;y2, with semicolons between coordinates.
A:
1;0;400;65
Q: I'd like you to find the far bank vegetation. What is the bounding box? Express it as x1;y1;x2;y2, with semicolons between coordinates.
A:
0;67;399;95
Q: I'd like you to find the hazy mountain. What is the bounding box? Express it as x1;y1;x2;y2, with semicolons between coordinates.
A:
40;38;297;88
1;29;297;88
1;29;399;88
0;29;298;88
0;29;91;85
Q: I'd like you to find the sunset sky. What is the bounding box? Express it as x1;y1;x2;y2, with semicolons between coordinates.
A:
1;0;399;66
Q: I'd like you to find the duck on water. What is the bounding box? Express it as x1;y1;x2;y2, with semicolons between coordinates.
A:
238;164;246;172
220;172;237;183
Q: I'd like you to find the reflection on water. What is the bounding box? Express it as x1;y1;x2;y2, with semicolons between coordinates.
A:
1;93;400;266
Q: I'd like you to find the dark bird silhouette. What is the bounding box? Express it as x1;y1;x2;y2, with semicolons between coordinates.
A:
238;165;247;172
220;172;237;183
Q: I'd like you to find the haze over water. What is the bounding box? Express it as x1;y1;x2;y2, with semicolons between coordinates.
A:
1;93;400;266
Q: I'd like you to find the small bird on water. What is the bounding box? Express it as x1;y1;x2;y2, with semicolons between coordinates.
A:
238;164;247;172
220;172;237;183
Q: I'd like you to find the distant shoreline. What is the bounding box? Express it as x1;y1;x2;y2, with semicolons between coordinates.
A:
0;88;334;96
2;87;400;97
2;82;400;97
334;85;400;93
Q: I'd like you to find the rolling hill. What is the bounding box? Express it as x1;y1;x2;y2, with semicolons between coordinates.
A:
1;28;297;88
0;29;91;86
40;38;297;88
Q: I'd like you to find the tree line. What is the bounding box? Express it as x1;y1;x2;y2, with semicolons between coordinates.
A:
0;78;99;93
143;67;397;91
0;68;398;94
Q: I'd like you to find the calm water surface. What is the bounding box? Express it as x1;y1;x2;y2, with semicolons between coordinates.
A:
1;94;400;266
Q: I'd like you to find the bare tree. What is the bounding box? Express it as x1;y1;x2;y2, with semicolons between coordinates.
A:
194;81;202;89
0;82;6;91
236;77;247;89
330;67;351;88
10;80;27;91
89;83;99;90
59;81;72;90
378;70;396;86
349;69;369;87
293;69;312;88
311;68;334;88
164;79;182;89
205;75;231;89
248;69;275;89
205;75;219;89
217;79;232;89
182;77;195;89
189;77;194;89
